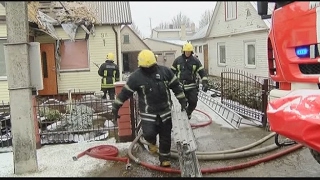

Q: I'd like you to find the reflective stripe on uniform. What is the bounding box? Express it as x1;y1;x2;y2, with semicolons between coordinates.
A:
141;86;149;113
124;84;134;93
183;83;197;90
168;76;177;86
197;66;204;72
159;152;171;156
192;65;197;74
177;65;181;78
114;98;123;106
171;66;176;70
202;76;208;81
140;117;156;122
176;92;185;99
140;113;157;118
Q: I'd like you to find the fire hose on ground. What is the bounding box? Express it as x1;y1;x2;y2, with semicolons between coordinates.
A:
73;108;304;175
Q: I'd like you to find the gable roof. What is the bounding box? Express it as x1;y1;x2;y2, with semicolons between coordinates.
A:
189;24;209;41
121;25;151;50
206;1;275;37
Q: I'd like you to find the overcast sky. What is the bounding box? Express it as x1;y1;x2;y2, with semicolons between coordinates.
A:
129;1;217;38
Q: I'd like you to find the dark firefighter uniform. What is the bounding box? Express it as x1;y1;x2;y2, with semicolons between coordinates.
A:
112;50;187;167
98;52;120;100
171;42;209;119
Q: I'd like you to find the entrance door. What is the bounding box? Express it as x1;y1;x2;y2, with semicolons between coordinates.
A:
38;43;58;95
203;44;209;74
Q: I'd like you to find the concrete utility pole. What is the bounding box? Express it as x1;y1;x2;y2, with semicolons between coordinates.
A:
4;2;38;174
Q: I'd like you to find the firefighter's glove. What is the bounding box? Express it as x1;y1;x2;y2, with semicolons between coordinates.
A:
179;98;187;111
202;79;209;92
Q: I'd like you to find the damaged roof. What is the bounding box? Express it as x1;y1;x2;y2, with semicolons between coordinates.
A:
26;1;132;40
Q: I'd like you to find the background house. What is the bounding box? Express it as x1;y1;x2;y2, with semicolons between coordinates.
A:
189;24;210;73
143;38;186;68
205;1;274;78
151;23;196;41
0;1;132;103
121;25;151;72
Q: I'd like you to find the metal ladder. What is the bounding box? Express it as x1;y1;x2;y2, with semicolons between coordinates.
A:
198;90;243;129
171;95;202;177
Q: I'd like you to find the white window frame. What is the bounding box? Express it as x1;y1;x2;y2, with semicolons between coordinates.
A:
0;38;7;81
225;2;237;21
199;46;203;53
244;41;256;69
217;42;226;66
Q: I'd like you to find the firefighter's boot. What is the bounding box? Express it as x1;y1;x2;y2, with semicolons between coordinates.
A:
160;160;171;167
148;144;158;155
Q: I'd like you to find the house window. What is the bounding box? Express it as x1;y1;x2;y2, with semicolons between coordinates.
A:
199;46;203;53
225;2;237;21
194;46;198;53
244;41;256;68
123;34;129;44
60;39;89;71
217;43;226;65
0;39;7;79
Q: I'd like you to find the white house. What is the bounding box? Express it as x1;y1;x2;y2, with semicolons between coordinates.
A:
150;23;196;41
189;24;210;73
205;1;274;78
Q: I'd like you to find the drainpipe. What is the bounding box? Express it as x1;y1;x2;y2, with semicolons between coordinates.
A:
112;25;122;81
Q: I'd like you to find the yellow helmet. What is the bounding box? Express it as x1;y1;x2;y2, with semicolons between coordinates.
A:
138;50;157;68
106;52;115;61
182;43;193;52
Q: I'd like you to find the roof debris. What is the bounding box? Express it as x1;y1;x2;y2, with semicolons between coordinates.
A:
27;1;97;41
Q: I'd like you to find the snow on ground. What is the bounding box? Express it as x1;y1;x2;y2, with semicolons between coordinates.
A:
0;138;131;177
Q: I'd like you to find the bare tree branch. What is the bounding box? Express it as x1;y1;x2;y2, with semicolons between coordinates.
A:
155;12;194;29
199;9;214;29
130;21;144;39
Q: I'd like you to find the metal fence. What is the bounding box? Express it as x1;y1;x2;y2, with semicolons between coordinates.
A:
221;69;276;127
0;91;120;148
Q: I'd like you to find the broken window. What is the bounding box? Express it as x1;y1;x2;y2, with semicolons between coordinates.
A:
60;39;89;71
0;39;7;78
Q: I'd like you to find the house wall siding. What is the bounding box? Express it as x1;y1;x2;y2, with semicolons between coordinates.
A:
121;26;149;52
190;39;207;65
208;31;269;78
208;2;268;38
35;25;119;93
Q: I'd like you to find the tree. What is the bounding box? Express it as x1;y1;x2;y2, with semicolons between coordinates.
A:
155;12;194;29
157;22;171;29
199;9;214;29
130;21;144;39
171;12;193;29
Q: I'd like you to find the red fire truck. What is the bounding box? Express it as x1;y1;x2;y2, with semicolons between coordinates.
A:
258;1;320;163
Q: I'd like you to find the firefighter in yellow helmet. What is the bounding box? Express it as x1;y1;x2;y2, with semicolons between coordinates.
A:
112;49;187;167
171;42;209;120
98;52;120;100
